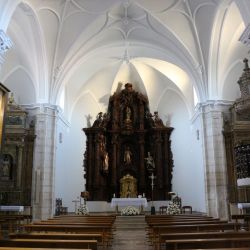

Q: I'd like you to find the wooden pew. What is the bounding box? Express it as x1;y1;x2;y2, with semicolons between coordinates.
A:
147;219;226;226
232;214;250;230
146;214;214;219
9;232;104;248
33;221;113;227
165;237;250;250
24;224;113;235
0;215;32;235
23;224;113;247
0;239;98;250
149;222;241;248
9;232;102;241
0;248;92;250
24;214;116;247
52;215;116;221
158;231;250;250
152;222;241;234
180;248;250;250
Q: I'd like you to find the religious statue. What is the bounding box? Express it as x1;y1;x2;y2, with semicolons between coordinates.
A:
145;152;155;169
125;106;132;122
100;112;110;127
146;111;155;127
92;112;103;127
1;155;10;178
124;146;132;165
153;111;164;127
8;92;15;104
85;114;92;128
102;151;109;173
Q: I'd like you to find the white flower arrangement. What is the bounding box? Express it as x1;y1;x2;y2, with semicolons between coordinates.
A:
166;202;181;215
121;206;140;216
77;204;89;215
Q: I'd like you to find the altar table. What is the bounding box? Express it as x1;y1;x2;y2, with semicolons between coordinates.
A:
0;205;24;212
238;203;250;214
111;198;148;213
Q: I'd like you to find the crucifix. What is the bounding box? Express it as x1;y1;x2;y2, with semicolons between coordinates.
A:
72;198;80;213
149;172;156;201
149;172;156;214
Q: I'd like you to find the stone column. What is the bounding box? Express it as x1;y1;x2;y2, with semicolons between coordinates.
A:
198;101;232;219
23;104;59;220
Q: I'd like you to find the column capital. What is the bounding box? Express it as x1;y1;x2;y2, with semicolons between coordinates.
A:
198;100;233;112
191;100;233;124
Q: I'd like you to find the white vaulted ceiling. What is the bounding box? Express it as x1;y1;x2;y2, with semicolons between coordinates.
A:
0;0;249;120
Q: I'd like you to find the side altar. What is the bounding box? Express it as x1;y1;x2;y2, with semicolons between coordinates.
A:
83;83;174;201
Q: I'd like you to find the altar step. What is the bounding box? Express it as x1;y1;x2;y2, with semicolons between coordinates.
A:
111;215;153;250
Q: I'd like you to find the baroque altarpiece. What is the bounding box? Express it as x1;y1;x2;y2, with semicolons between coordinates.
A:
83;83;174;201
0;98;36;206
224;59;250;203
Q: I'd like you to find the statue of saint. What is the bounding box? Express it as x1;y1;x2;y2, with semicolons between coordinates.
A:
1;155;10;178
153;111;164;127
92;112;103;127
124;146;132;165
103;151;109;172
85;114;92;128
145;152;155;169
125;106;132;122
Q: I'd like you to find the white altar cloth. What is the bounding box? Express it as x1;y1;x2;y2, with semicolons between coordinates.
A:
111;198;148;208
0;205;24;212
237;203;250;209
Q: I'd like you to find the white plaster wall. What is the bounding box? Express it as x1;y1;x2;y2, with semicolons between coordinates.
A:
158;91;206;213
55;94;100;213
3;68;36;104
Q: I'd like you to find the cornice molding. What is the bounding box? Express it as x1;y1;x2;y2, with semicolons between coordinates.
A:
20;103;70;128
191;100;234;123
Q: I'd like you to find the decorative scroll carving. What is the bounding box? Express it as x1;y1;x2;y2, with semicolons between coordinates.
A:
234;59;250;114
239;24;250;47
0;30;13;65
235;144;250;179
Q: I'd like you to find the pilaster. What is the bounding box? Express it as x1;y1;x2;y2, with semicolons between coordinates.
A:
22;103;60;220
197;100;232;219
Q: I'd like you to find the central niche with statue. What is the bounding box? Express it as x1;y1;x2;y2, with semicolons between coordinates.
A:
83;83;174;201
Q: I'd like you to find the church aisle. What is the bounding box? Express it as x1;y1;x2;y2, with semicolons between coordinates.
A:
110;215;153;250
